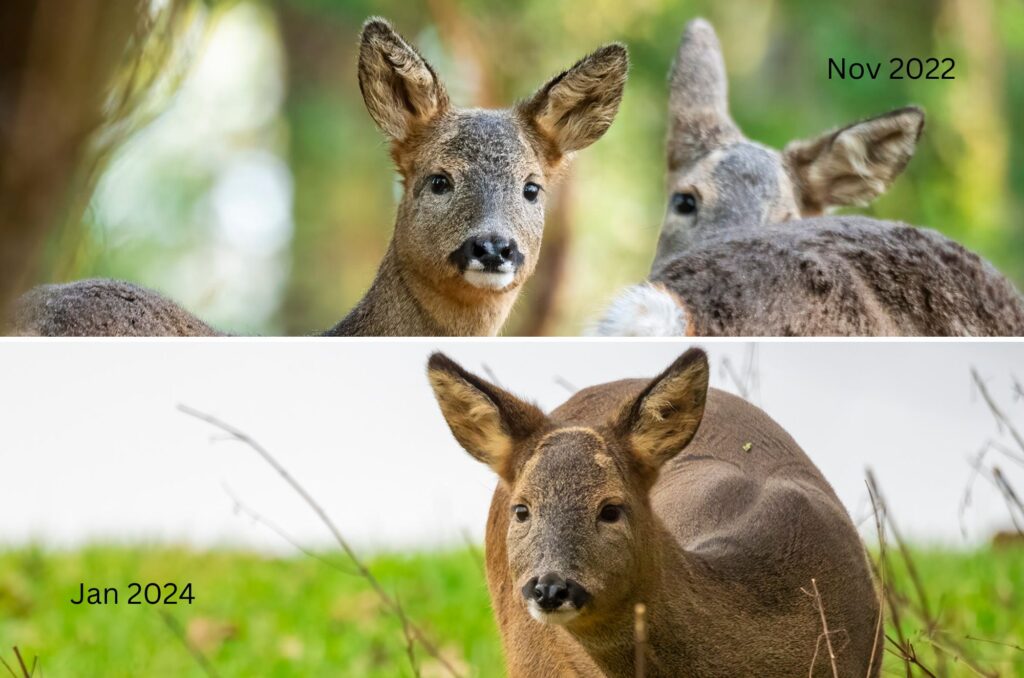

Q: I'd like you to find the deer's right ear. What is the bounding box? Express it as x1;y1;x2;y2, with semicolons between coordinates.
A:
667;19;741;170
621;347;709;474
358;18;449;142
427;353;547;479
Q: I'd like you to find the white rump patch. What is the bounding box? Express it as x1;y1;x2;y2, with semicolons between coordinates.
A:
526;599;580;625
589;283;689;336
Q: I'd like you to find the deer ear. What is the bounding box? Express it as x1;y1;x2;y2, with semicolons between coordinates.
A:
783;106;924;214
621;348;709;472
517;43;628;159
427;353;547;480
358;18;449;142
667;19;741;170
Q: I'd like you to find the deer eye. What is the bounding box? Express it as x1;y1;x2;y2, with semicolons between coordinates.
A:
671;191;698;216
598;504;623;524
523;182;541;203
512;505;530;522
429;174;452;195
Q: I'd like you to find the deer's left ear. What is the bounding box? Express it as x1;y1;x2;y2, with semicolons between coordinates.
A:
620;347;709;474
517;43;628;161
783;106;924;214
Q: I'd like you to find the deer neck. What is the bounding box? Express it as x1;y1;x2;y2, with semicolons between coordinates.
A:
323;241;518;336
567;523;744;678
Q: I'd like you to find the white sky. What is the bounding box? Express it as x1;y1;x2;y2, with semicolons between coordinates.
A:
0;340;1021;553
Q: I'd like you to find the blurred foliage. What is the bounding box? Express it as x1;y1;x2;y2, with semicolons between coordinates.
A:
33;0;1024;335
0;544;1021;675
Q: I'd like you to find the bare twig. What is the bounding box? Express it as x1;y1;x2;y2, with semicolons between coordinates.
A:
0;648;39;678
481;364;503;389
919;636;995;678
992;467;1024;534
222;484;358;576
865;479;886;678
634;603;647;678
554;375;577;394
719;345;760;404
179;405;462;678
801;579;840;678
158;611;221;678
965;635;1024;652
972;368;1024;453
394;594;422;678
884;636;938;678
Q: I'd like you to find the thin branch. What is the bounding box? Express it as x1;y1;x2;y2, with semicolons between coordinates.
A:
965;635;1024;652
801;579;840;678
222;484;359;577
634;603;647;678
865;478;886;678
972;368;1024;453
992;467;1024;535
554;375;577;394
179;405;462;678
884;636;938;678
481;364;503;389
394;594;422;678
158;611;221;678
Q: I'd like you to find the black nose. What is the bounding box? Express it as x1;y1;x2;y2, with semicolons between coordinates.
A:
522;573;590;612
449;234;524;272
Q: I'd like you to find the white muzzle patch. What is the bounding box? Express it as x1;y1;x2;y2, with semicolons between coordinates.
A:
463;259;516;291
526;599;580;625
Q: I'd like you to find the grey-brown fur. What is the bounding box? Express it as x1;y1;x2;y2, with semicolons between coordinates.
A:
9;279;222;337
9;18;627;337
428;348;880;677
593;18;1024;337
652;216;1024;336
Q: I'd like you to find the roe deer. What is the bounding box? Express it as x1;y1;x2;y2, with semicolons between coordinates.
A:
592;19;1024;336
9;18;628;337
427;347;880;677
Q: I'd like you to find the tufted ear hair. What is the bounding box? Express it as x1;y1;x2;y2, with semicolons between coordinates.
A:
517;43;629;164
783;106;925;214
358;17;449;142
427;353;547;481
666;18;742;171
620;347;709;474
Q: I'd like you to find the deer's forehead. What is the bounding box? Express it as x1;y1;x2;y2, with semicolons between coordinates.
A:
426;111;537;174
516;428;623;501
672;143;780;187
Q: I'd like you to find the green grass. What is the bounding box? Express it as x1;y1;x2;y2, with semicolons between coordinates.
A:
0;544;1021;676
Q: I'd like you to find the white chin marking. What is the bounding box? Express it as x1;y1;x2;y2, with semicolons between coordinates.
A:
463;269;515;291
588;283;689;336
527;600;580;626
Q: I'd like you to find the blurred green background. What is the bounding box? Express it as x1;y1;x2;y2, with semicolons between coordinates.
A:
33;0;1024;334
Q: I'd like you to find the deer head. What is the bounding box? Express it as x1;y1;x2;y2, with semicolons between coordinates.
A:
358;18;628;300
655;18;924;268
427;348;709;626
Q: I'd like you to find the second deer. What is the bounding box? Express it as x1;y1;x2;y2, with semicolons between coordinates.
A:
593;19;1024;337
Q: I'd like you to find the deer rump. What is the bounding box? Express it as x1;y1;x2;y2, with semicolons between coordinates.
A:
649;216;1024;337
486;387;880;677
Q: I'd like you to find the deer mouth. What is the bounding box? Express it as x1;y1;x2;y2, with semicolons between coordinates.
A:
461;261;516;291
526;600;582;625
